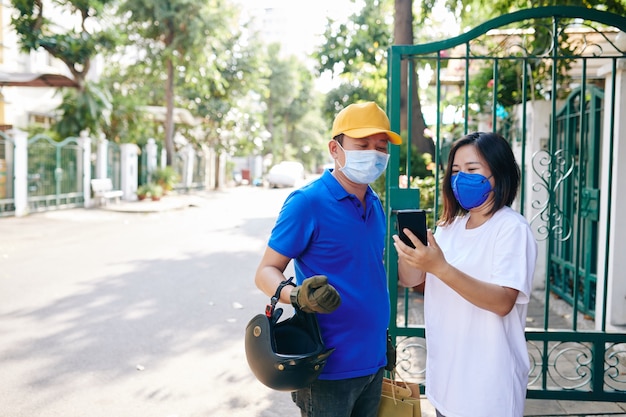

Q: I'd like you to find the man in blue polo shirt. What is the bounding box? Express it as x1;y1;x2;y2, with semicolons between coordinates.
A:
254;101;402;417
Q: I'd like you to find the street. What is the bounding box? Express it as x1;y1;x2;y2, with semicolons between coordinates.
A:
0;186;301;417
2;184;623;417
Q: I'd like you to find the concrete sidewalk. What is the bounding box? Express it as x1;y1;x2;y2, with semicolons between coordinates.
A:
419;398;626;417
97;191;626;417
97;192;212;213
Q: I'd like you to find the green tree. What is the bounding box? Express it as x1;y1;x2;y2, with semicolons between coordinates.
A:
315;0;625;155
314;0;391;118
97;64;159;145
262;44;299;160
181;23;263;155
118;0;237;166
256;43;326;169
458;0;626;20
10;0;119;137
453;0;626;130
394;0;432;156
315;0;436;155
102;1;262;187
55;84;113;138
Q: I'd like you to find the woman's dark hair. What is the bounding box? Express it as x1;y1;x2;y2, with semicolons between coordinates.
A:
439;132;520;226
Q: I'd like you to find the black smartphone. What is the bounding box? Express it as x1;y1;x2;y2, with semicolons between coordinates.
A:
396;209;427;248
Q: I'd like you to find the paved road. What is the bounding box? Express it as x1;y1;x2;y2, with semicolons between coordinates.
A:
0;186;301;417
1;184;624;417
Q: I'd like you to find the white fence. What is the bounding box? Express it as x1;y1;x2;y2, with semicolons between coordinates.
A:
1;130;225;217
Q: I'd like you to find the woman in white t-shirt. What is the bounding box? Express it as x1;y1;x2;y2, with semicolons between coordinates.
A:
393;132;537;417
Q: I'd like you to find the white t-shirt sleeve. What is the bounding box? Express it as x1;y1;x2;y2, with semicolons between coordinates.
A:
491;212;537;304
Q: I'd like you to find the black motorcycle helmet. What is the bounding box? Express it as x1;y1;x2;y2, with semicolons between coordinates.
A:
245;279;334;391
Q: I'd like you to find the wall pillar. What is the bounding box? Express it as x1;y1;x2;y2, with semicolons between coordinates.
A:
201;144;213;190
597;59;626;331
145;138;158;182
120;143;139;201
78;131;92;208
512;100;553;291
11;129;27;217
183;143;194;188
96;134;108;180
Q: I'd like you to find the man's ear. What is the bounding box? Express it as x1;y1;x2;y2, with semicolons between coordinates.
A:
328;140;340;159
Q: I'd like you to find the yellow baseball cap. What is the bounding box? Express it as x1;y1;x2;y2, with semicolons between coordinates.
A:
331;102;402;145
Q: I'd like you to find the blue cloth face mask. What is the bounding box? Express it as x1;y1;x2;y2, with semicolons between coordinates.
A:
337;142;390;184
451;171;493;210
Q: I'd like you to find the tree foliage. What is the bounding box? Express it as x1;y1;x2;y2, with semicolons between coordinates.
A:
458;0;626;23
97;65;159;145
11;0;118;90
10;0;119;137
314;0;392;116
252;44;327;170
55;84;113;138
453;0;626;124
118;0;238;165
314;0;434;156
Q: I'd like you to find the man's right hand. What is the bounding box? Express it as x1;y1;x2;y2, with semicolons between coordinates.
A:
291;275;341;314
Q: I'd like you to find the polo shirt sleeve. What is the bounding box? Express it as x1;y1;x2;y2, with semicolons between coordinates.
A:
268;190;315;259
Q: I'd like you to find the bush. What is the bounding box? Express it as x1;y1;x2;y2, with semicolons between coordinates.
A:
152;166;179;192
137;182;163;200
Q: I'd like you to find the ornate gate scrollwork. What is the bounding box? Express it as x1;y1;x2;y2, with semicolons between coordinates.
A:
530;148;575;242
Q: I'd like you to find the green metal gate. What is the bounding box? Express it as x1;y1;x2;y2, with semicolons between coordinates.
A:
191;149;206;190
385;6;626;401
107;141;122;190
544;85;603;319
90;139;121;189
27;134;85;212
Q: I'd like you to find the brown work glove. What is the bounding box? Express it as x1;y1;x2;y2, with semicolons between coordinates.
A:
291;275;341;314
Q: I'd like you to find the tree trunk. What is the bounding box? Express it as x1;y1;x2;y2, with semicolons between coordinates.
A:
164;57;175;166
394;0;433;157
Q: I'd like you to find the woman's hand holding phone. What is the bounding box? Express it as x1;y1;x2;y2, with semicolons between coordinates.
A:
396;209;427;248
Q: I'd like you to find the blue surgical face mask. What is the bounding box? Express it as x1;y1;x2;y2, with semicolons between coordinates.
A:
451;171;493;210
337;142;390;184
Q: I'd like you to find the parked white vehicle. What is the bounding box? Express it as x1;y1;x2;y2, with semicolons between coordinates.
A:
266;161;305;188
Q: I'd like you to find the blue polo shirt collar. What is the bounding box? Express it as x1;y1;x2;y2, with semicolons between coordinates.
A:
320;169;376;203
